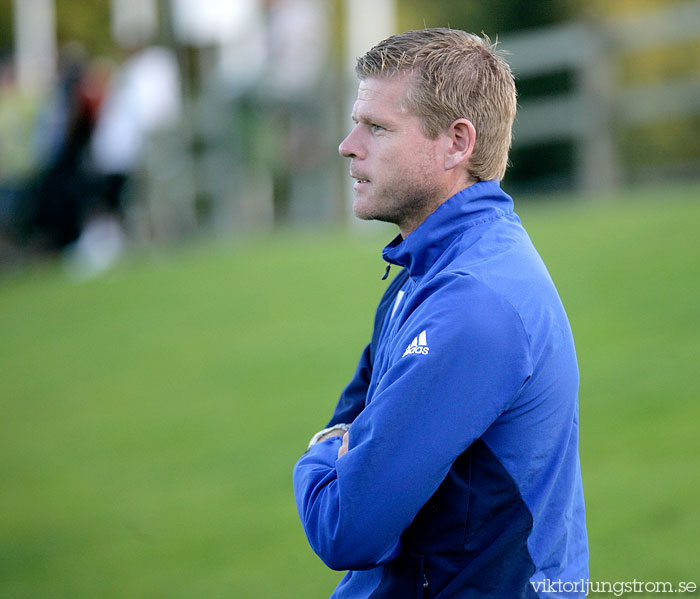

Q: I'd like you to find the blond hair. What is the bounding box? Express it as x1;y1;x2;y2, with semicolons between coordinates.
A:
355;28;517;181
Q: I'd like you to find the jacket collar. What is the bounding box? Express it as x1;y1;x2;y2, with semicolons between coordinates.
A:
382;180;514;278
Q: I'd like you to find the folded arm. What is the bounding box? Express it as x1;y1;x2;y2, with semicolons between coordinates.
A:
293;277;532;571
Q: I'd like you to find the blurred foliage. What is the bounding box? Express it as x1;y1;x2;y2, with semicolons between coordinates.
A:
397;0;575;34
398;0;694;34
54;0;115;58
582;0;684;16
0;0;13;55
0;0;116;58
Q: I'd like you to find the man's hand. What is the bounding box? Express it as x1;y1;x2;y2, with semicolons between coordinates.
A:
338;432;349;458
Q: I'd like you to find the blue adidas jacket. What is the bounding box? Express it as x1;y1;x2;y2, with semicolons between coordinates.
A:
293;181;588;598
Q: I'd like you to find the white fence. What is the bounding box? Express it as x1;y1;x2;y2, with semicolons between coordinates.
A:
502;0;700;191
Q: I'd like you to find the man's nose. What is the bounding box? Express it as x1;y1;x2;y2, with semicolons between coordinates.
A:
338;126;362;159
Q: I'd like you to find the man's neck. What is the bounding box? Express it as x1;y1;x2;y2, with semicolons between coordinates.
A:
398;179;476;238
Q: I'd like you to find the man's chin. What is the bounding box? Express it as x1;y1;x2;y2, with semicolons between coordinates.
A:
352;197;399;226
351;198;375;221
352;210;374;222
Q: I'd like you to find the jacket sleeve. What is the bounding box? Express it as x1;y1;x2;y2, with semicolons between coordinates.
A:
293;275;533;571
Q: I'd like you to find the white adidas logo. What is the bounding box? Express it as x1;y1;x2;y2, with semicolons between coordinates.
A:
403;330;430;356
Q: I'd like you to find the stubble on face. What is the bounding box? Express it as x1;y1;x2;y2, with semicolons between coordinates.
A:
352;147;443;234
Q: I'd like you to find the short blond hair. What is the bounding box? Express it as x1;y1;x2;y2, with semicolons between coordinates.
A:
356;28;517;181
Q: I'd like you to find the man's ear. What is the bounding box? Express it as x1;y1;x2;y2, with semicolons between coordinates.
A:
444;119;476;171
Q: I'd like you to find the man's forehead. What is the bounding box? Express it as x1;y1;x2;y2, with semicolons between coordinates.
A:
353;76;412;117
356;75;409;100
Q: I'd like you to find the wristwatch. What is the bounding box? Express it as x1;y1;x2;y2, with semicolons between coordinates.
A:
307;423;350;450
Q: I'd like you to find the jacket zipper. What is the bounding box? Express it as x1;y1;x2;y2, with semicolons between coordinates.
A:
415;555;429;599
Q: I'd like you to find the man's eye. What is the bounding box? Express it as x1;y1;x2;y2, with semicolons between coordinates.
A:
371;124;385;133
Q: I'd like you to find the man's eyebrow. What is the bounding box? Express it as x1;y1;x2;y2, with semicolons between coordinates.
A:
352;112;393;127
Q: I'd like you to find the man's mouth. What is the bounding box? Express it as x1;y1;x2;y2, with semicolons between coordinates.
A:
351;173;370;184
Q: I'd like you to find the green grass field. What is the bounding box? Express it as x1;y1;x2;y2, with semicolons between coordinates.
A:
2;182;699;598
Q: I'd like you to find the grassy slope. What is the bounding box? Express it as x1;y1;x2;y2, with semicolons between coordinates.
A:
1;183;699;597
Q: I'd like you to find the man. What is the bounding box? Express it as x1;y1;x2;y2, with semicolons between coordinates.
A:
293;29;588;598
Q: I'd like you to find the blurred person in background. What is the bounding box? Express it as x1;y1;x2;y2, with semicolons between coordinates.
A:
27;42;100;252
293;29;588;598
3;40;180;276
70;43;181;275
1;43;112;268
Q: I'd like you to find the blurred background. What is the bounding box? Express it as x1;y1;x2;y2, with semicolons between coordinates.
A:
1;0;699;597
1;0;698;268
